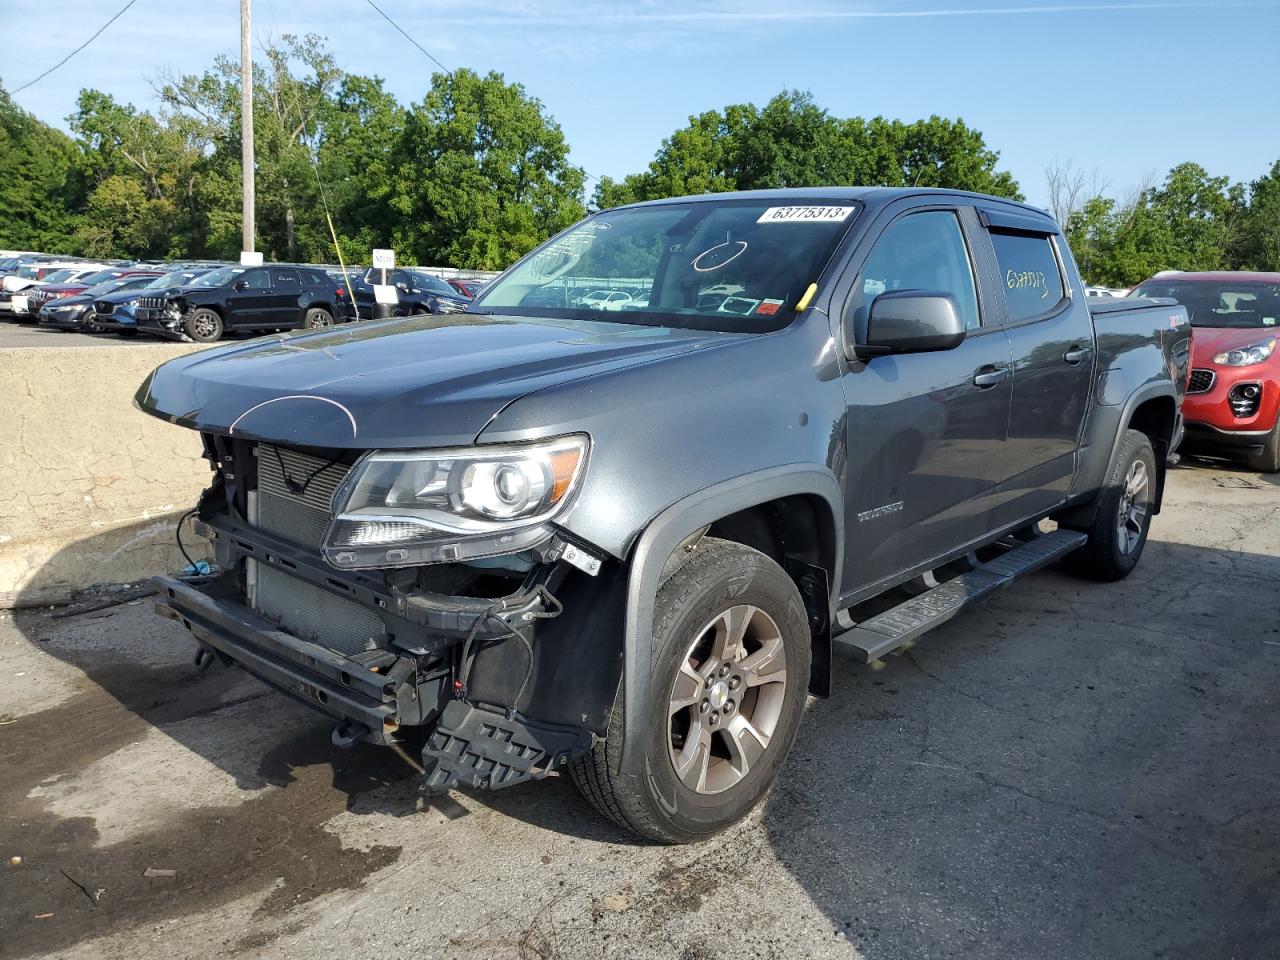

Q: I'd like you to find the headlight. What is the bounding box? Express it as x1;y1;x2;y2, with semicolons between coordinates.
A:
322;435;588;569
1214;338;1276;366
123;298;139;308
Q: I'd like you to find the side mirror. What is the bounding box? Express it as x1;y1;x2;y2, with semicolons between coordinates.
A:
233;280;248;291
862;291;966;356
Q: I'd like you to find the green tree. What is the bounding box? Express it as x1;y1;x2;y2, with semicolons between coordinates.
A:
1240;159;1280;270
592;91;1022;209
387;68;585;269
0;85;81;251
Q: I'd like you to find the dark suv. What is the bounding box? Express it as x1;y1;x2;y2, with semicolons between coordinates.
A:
145;265;354;342
349;267;470;319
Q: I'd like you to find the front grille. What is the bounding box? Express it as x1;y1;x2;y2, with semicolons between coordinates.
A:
1188;369;1215;393
1229;383;1262;419
249;445;383;656
94;300;114;315
138;296;167;309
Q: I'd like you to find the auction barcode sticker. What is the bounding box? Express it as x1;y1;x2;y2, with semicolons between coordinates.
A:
757;206;854;224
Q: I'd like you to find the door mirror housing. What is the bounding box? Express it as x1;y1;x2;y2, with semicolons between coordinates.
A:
862;291;966;356
233;279;248;291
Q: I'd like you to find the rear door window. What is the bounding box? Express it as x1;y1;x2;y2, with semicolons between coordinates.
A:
990;231;1066;323
271;268;301;288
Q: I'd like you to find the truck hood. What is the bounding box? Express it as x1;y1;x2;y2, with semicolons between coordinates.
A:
1190;326;1279;362
136;312;743;448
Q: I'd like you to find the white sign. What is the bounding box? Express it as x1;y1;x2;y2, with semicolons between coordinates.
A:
373;284;399;305
372;248;396;270
240;250;264;266
756;206;854;224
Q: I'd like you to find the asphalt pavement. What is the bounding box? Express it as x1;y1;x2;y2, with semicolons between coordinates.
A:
2;460;1277;960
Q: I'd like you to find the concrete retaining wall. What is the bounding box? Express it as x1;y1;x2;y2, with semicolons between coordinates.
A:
1;342;213;607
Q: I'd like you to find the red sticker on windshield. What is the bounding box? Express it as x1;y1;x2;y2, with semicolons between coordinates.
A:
756;300;782;315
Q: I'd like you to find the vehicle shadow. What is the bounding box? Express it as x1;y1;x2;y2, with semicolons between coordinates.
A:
9;523;1280;957
758;538;1280;959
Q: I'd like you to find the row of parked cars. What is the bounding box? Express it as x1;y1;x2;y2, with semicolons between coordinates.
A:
0;253;490;342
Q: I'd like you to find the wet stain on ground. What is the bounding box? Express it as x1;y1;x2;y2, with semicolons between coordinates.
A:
1;611;412;959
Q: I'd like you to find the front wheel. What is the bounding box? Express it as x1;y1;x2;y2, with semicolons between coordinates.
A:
184;308;224;343
1063;428;1157;581
570;538;811;843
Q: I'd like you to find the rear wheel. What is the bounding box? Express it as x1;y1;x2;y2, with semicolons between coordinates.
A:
304;307;334;329
1245;420;1280;473
1063;428;1157;581
184;308;223;343
570;538;811;843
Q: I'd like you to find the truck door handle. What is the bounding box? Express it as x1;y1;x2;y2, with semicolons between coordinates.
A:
972;366;1008;388
1063;345;1092;365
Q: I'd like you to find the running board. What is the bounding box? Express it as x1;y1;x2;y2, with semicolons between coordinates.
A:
833;529;1087;663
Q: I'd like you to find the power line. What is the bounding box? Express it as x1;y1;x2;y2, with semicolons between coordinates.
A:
362;0;453;75
357;0;599;186
9;0;141;95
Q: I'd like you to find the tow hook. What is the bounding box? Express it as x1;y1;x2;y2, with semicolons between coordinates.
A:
193;646;216;672
331;719;370;749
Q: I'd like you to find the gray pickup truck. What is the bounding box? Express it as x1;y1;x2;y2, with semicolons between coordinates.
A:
138;188;1189;843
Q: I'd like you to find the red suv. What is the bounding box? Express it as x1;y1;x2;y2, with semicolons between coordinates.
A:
1132;272;1280;471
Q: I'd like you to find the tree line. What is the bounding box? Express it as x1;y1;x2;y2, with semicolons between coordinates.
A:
1;37;1275;283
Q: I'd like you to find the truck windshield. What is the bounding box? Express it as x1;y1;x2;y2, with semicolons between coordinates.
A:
1132;280;1280;329
474;199;862;332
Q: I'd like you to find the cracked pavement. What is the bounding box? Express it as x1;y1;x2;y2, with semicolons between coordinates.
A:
1;458;1277;960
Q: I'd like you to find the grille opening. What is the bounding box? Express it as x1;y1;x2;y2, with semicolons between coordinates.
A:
1188;369;1215;394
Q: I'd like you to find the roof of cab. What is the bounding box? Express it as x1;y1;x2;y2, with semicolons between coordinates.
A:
616;186;1053;220
1138;271;1280;284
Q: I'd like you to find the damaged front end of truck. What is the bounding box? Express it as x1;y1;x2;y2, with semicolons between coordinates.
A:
145;405;626;793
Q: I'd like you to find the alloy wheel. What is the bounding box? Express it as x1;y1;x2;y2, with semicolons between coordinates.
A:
1116;458;1150;555
667;604;788;795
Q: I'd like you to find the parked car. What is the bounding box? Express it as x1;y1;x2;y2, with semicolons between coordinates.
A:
447;278;487;298
138;264;353;342
139;187;1186;843
1131;271;1280;471
94;268;217;337
37;274;166;332
578;289;636;311
18;268;164;323
0;264;105;316
349;267;470;319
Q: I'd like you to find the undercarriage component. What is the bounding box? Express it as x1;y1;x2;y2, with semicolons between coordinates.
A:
421;699;594;792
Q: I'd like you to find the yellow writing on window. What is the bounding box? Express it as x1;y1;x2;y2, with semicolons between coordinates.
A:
1006;269;1050;300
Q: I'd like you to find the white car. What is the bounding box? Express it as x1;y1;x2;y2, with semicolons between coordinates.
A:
580;290;635;311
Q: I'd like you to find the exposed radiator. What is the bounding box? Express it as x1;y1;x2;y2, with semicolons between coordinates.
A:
249;445;385;656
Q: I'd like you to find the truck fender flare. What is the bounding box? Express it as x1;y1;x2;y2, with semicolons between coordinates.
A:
1110;381;1177;461
618;464;843;771
1102;381;1178;515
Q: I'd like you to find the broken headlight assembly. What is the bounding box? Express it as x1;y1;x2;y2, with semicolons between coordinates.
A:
322;435;589;569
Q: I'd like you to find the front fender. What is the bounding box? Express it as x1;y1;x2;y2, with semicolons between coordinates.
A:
618;464;843;771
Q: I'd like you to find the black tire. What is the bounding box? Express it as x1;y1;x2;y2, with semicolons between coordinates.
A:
304;307;334;329
569;537;811;843
1245;420;1280;473
1063;428;1157;582
184;308;224;343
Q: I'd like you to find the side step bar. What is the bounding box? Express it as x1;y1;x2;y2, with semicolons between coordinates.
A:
833;529;1087;663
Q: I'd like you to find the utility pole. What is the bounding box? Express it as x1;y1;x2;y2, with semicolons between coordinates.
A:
240;0;255;254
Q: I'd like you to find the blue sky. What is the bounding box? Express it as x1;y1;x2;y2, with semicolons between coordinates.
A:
5;0;1279;210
